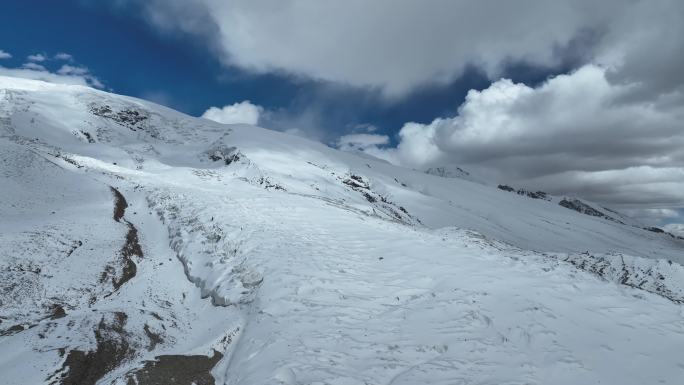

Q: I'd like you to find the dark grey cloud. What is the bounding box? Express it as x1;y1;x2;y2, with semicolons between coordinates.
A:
134;0;684;99
132;0;624;95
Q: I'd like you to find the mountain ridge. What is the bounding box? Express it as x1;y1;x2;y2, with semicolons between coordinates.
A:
2;76;684;385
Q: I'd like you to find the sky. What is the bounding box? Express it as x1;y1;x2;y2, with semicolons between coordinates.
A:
1;0;683;232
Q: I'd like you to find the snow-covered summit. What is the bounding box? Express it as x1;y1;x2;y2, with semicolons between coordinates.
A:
424;165;488;185
2;76;684;385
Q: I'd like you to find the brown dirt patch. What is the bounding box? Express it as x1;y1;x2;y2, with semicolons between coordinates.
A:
111;187;128;223
126;350;223;385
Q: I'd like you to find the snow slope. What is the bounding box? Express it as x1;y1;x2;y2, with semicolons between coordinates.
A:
1;75;684;384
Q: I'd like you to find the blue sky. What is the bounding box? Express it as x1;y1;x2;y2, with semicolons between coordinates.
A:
1;0;683;228
0;0;567;144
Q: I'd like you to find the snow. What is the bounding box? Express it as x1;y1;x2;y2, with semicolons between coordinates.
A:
1;75;684;384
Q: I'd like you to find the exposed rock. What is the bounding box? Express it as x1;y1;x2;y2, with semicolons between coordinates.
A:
90;104;149;131
206;145;242;165
125;350;223;385
553;252;684;304
558;198;624;224
425;166;470;178
109;187;142;291
497;184;550;200
50;312;134;385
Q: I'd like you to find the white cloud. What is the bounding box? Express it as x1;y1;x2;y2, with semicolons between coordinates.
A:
139;0;684;97
54;52;74;61
337;133;389;152
27;53;47;62
362;64;684;209
0;59;103;89
0;67;91;87
57;65;90;76
0;50;11;59
55;64;103;88
101;1;684;219
22;62;47;71
201;101;262;125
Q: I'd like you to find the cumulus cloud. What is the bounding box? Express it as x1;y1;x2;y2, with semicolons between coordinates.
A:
0;50;11;59
21;62;47;71
202;99;336;141
55;64;103;88
201;101;262;125
0;57;103;89
136;0;684;98
0;67;92;87
54;52;74;61
57;64;90;76
27;53;47;62
128;0;684;222
362;65;684;209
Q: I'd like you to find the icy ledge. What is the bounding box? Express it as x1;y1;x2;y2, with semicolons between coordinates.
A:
549;251;684;304
146;189;263;306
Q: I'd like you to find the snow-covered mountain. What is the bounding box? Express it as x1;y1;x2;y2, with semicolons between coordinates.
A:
424;165;480;182
1;75;684;385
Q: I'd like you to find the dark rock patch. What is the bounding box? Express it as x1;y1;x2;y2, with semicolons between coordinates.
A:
64;240;82;258
643;227;683;240
343;174;370;190
558;198;624;224
79;130;95;143
362;192;376;203
555;252;684;304
111;220;142;291
52;152;83;169
498;184;550;200
520;190;549;200
256;176;286;191
125;350;223;385
0;324;25;336
425;166;470;179
50;304;66;320
121;222;143;260
108;187;143;291
50;312;134;385
206;146;243;165
559;198;605;218
340;173;416;224
90;104;149;131
143;324;163;351
111;187;128;223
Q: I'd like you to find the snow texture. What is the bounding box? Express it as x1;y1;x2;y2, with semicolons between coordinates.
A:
1;76;684;384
